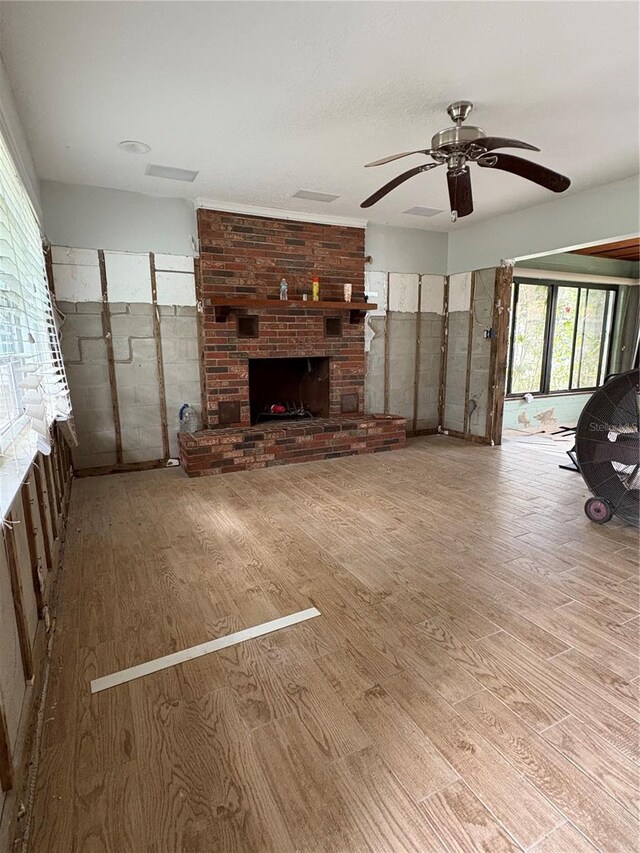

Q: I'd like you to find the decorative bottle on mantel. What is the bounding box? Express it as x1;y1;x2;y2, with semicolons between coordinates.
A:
312;275;320;302
279;278;288;300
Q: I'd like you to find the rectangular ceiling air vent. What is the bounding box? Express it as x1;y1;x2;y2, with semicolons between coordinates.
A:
292;189;340;202
145;164;199;182
404;206;444;217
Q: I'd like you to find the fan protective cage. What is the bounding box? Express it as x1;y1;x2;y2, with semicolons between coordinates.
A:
576;368;640;527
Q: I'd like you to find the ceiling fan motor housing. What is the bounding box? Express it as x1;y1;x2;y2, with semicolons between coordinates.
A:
431;125;486;154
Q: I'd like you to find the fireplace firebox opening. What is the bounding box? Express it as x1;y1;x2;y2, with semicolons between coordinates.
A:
248;357;330;425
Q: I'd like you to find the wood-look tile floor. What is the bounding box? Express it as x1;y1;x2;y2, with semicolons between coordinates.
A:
27;436;639;853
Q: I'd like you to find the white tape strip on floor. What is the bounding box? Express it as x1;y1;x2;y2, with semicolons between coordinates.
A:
90;606;321;694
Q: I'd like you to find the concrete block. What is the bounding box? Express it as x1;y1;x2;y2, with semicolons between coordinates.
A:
138;422;165;449
57;301;77;315
114;360;157;388
176;305;197;317
134;384;163;406
111;314;153;337
112;337;131;361
109;302;129;314
120;426;141;450
79;338;108;362
72;449;118;470
174;316;198;338
119;404;162;431
179;380;201;401
128;303;154;316
83;385;115;411
63;313;104;338
66;362;111;388
158;305;176;317
76;301;103;314
90;428;117;453
163;361;197;386
161;338;198;362
122;446;165;464
73;407;116;434
60;336;81;363
131;338;159;362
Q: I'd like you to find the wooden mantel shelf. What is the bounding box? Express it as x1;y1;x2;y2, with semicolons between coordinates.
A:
208;297;377;324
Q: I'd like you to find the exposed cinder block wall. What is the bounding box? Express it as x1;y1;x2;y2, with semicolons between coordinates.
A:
52;247;200;470
58;300;117;470
364;269;445;432
442;268;497;439
467;268;495;437
160;305;200;458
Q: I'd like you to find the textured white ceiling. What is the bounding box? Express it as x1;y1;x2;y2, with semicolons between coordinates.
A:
0;1;638;231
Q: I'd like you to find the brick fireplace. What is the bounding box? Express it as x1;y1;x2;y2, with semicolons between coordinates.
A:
178;208;406;476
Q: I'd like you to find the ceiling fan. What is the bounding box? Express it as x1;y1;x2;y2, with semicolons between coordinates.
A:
361;101;571;221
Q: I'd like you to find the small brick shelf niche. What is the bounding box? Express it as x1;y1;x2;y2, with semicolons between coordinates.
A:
182;208;406;476
179;416;407;476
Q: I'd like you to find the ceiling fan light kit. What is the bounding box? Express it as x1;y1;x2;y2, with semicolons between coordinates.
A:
361;101;571;220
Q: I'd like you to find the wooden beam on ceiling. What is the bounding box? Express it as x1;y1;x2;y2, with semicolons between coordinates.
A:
572;237;640;262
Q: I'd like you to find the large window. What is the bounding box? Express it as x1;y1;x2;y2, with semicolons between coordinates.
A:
507;278;617;396
0;127;70;458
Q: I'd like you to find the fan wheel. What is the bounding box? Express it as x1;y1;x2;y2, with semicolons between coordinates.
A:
584;497;613;524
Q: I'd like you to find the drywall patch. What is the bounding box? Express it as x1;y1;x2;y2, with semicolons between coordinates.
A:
52;257;101;302
155;271;196;306
389;273;419;313
51;246;99;267
364;270;388;316
448;272;472;312
155;254;194;274
103;252;152;303
421;275;446;315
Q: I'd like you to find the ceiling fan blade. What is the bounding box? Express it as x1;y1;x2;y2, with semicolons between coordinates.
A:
478;153;570;192
473;136;540;153
360;163;440;208
365;149;432;167
447;169;473;218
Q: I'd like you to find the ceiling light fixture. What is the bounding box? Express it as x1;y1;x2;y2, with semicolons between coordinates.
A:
118;140;151;154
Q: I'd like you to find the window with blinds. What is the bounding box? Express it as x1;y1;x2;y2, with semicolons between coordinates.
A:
0;126;71;460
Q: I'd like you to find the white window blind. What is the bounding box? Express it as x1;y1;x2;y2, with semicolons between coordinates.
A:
0;126;71;469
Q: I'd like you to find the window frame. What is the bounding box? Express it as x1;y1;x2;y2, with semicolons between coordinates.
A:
506;277;618;398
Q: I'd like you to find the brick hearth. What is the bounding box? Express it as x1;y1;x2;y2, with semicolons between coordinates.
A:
178;415;407;476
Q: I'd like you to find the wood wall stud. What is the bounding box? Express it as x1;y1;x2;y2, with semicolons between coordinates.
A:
43;455;58;541
3;513;34;681
20;483;44;612
98;249;124;464
438;276;450;430
0;699;13;792
486;264;513;445
32;461;52;572
150;253;171;460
